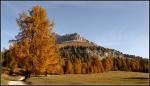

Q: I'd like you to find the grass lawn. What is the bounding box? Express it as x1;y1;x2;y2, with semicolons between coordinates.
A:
25;71;149;85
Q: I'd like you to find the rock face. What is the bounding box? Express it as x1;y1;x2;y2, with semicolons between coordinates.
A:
55;33;97;47
56;33;89;43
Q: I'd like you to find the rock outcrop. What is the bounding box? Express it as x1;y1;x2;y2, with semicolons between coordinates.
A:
56;33;93;43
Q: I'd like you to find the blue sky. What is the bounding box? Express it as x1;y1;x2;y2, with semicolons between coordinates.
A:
1;1;149;58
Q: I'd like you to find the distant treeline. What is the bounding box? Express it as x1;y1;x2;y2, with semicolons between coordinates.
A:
59;46;149;73
1;45;148;75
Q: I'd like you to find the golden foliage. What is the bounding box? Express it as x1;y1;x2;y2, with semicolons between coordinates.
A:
9;5;60;75
74;58;82;74
102;57;113;72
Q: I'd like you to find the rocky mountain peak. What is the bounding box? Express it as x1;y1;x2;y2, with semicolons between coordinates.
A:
55;33;90;44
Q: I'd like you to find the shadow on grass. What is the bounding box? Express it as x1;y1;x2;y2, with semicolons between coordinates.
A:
25;81;32;85
124;77;149;80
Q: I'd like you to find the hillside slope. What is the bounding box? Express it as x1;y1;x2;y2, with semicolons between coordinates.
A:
57;33;148;73
56;33;144;60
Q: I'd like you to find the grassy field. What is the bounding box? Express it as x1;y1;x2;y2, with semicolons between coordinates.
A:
25;71;149;85
1;71;149;85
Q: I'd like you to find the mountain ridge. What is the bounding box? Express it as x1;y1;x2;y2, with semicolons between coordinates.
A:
55;32;145;59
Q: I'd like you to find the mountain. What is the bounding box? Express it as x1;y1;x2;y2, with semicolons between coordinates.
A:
55;33;144;60
55;33;148;73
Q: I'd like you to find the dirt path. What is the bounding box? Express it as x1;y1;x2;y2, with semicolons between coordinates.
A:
8;76;28;85
8;81;27;85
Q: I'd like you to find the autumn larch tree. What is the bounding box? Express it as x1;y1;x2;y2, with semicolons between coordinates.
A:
10;5;60;75
74;58;82;74
82;62;88;74
64;59;74;74
102;57;113;72
91;56;104;73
